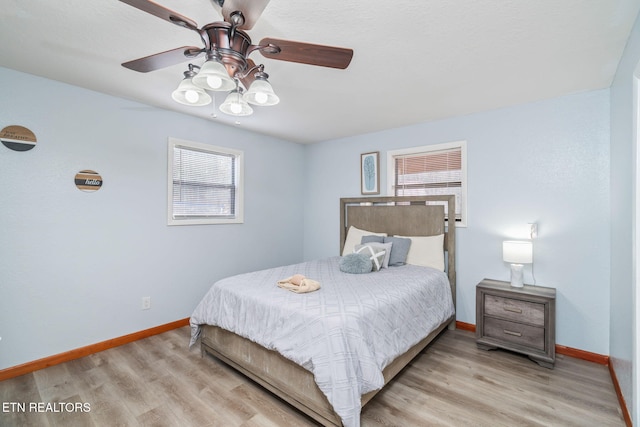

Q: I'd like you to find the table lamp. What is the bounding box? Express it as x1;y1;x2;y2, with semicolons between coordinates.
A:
503;240;533;287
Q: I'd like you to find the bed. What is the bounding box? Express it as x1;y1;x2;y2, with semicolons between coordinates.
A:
190;195;457;427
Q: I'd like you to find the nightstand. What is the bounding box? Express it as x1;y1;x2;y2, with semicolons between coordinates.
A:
476;279;556;368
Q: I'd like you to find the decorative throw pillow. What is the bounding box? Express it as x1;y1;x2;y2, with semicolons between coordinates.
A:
354;244;387;271
361;235;385;244
339;253;373;274
342;226;386;256
383;236;412;266
354;242;393;269
395;234;445;271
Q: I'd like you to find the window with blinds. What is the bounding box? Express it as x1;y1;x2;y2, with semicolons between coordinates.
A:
167;138;244;225
388;141;467;226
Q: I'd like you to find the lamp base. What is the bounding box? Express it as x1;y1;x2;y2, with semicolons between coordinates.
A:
510;264;524;287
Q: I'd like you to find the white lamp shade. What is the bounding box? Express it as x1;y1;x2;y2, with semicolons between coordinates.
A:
244;78;280;106
219;90;253;116
171;77;212;106
192;59;236;92
503;241;533;264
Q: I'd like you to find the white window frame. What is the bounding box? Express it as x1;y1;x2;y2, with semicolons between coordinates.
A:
386;140;468;227
167;137;244;226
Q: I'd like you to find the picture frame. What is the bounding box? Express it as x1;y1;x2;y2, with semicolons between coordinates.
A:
360;151;380;195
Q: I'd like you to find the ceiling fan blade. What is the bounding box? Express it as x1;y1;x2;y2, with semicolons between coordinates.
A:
259;38;353;69
216;0;271;30
119;0;199;31
122;46;203;73
238;58;257;89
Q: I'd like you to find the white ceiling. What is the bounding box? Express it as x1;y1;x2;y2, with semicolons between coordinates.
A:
0;0;638;144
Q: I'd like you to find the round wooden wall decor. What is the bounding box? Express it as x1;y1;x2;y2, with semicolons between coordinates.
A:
0;125;37;151
74;170;103;192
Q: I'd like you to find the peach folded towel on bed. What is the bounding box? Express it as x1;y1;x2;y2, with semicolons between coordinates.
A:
277;274;321;293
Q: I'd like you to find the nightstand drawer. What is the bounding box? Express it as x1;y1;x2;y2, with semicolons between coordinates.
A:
483;317;545;351
484;294;544;326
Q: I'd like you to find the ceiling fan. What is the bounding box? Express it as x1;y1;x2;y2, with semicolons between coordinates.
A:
118;0;354;116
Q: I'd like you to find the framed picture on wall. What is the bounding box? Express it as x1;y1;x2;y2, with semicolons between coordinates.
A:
360;151;380;195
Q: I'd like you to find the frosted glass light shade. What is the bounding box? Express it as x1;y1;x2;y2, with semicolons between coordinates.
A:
244;78;279;106
171;77;212;106
503;241;533;264
220;90;253;116
192;59;236;91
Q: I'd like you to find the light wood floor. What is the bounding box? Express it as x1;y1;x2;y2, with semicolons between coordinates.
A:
0;327;625;427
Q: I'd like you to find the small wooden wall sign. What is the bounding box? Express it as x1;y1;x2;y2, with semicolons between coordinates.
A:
75;170;103;192
0;125;37;151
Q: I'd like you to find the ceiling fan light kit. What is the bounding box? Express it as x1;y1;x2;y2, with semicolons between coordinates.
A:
191;52;236;92
220;88;254;116
119;0;353;118
171;66;212;106
243;71;279;106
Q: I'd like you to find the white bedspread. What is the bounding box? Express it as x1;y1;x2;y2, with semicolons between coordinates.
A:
189;256;454;427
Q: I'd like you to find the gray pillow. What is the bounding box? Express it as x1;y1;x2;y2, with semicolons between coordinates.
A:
383;236;412;266
361;234;385;244
353;244;387;271
339;253;373;274
354;242;393;269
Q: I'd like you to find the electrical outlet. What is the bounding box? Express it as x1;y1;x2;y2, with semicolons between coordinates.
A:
142;296;151;310
529;223;538;239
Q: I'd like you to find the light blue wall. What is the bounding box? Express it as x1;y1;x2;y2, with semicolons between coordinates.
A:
610;11;640;424
0;67;305;370
0;63;619;375
303;90;611;355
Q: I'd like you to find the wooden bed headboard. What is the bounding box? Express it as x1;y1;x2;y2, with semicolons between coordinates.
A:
339;195;456;307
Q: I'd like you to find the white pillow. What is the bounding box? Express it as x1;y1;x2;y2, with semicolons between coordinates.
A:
342;226;386;256
394;234;445;271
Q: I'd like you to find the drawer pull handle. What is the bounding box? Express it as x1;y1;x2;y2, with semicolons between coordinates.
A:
503;306;522;314
503;329;522;337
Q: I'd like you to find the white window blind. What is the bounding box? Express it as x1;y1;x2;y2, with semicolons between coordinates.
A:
168;138;243;225
388;141;467;225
